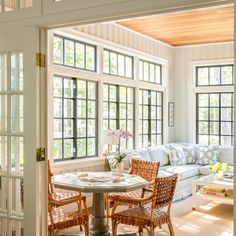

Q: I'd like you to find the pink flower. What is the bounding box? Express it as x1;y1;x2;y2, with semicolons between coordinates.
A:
108;129;133;140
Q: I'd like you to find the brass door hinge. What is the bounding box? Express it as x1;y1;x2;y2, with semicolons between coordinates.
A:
36;53;46;67
36;148;46;162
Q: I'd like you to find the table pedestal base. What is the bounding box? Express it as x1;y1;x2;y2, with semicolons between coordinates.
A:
90;193;110;236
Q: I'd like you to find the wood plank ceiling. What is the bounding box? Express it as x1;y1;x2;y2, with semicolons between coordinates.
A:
118;6;234;46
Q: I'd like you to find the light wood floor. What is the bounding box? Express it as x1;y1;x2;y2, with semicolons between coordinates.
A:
58;197;233;236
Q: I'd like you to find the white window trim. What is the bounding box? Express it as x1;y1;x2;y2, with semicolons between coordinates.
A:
47;28;169;166
188;58;234;144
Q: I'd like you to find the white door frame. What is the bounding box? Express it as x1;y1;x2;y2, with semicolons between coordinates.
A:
0;1;234;236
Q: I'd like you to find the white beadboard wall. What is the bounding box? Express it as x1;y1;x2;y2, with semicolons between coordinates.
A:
76;22;175;142
174;42;234;142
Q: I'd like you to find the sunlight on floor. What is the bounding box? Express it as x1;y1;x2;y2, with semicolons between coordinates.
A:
58;197;233;236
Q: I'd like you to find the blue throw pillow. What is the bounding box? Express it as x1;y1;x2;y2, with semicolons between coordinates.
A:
181;145;197;164
166;144;186;166
196;145;219;165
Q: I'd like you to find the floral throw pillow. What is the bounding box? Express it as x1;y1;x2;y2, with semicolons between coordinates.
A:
166;144;186;166
196;145;219;165
181;145;197;164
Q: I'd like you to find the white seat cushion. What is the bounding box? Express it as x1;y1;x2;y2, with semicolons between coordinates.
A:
163;165;200;181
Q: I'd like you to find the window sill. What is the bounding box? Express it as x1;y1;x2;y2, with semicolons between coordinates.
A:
51;157;105;174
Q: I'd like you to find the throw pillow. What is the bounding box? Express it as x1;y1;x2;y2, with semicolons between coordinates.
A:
181;145;197;164
196;145;219;165
165;144;187;166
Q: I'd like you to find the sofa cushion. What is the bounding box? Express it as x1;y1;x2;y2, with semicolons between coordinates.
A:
147;146;169;167
218;146;233;165
181;144;197;164
196;145;219;165
163;165;200;181
199;165;212;176
165;144;186;166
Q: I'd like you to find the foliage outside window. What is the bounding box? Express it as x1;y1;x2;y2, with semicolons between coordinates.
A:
103;49;133;79
103;84;134;150
197;92;233;146
196;65;233;86
139;89;163;148
53;76;97;160
139;59;162;84
53;35;96;72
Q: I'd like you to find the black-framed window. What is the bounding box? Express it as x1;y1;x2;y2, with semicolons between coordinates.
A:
103;84;135;150
103;49;133;79
196;65;233;86
139;89;163;148
53;76;98;161
196;93;233;146
53;35;96;72
139;60;162;84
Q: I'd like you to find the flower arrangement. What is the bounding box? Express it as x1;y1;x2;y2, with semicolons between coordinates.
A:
209;162;229;174
108;129;133;169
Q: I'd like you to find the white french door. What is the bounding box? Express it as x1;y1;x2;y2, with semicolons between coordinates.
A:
0;27;43;236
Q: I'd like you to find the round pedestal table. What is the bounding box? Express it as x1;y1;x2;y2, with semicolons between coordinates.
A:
53;172;148;236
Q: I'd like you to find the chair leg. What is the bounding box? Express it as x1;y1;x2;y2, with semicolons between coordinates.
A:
83;223;89;236
167;220;175;236
150;226;155;236
112;220;118;236
138;226;143;236
106;198;110;224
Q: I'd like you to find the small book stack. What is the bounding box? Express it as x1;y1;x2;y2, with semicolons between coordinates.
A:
199;186;226;197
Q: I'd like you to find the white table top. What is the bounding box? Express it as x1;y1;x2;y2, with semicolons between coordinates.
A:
193;174;233;188
53;171;148;193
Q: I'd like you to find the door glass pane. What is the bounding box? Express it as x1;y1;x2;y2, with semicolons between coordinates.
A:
0;136;7;172
0;54;7;91
11;136;24;173
11;95;24;133
0;95;7;131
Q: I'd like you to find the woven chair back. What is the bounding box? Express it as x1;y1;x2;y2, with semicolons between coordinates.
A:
130;159;160;182
152;174;178;209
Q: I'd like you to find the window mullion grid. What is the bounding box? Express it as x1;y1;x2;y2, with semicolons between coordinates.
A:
148;90;151;146
231;93;233;145
117;85;120;152
73;78;77;159
125;87;128;149
85;81;88;157
219;93;222;145
62;78;65;159
142;90;144;148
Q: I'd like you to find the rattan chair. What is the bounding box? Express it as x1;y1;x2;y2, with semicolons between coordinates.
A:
48;160;82;208
48;191;89;236
111;174;178;236
106;159;160;223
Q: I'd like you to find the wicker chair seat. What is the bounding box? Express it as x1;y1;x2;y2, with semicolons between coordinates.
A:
108;190;152;205
112;206;169;227
48;207;88;230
